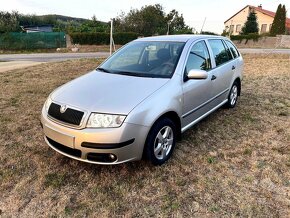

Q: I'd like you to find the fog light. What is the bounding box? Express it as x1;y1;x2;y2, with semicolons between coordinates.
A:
109;154;116;160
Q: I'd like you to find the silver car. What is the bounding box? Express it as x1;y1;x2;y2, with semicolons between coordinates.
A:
41;35;243;165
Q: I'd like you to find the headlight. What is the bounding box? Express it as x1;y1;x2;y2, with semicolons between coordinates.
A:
87;113;126;128
44;96;52;112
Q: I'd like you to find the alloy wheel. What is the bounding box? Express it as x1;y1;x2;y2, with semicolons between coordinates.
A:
153;126;174;160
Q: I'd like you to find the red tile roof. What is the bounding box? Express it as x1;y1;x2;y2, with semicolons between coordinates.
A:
224;5;290;28
252;5;290;27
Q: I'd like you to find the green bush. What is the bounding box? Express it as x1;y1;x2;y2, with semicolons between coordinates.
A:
70;32;138;45
230;33;261;42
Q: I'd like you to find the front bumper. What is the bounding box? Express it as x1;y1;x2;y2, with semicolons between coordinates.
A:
41;109;149;165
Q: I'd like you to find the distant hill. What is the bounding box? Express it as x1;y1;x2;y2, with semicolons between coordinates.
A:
36;14;107;24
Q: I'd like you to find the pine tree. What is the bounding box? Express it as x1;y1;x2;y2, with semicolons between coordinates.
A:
270;4;286;36
241;11;259;34
281;5;286;34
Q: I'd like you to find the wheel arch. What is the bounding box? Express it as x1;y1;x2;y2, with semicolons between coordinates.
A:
142;111;182;160
234;77;241;96
155;111;182;140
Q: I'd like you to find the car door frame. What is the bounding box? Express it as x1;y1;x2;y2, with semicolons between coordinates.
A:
180;39;218;131
206;38;237;106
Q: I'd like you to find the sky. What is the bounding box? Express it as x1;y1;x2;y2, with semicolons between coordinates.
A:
2;0;289;33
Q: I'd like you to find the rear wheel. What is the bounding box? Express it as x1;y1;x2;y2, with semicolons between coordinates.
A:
144;118;176;165
225;81;239;108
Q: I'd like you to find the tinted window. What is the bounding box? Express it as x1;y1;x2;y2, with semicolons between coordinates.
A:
225;40;239;58
185;41;211;74
208;39;230;66
100;41;185;78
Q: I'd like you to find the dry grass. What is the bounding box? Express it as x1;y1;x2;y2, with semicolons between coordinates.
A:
0;54;289;217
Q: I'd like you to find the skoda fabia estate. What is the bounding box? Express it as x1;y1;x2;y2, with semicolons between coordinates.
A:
41;35;244;165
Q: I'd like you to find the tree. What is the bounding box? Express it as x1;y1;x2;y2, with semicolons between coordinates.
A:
0;11;20;33
126;4;166;36
241;11;259;34
166;10;192;34
114;4;192;36
270;4;286;35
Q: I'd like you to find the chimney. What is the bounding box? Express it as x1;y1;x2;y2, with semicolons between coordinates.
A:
258;4;262;9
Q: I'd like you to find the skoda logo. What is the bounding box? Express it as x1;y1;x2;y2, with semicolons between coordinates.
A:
60;105;67;113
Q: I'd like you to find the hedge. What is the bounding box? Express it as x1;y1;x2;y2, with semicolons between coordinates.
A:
230;33;260;42
70;32;139;45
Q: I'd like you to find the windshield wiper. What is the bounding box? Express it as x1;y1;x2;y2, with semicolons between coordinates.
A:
116;71;150;77
96;67;112;73
97;68;162;78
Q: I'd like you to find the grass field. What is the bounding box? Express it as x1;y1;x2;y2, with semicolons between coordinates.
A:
0;54;289;217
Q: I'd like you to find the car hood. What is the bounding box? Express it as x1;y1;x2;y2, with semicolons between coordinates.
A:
51;70;169;115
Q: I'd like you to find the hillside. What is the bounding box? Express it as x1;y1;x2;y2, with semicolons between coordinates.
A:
36;14;107;24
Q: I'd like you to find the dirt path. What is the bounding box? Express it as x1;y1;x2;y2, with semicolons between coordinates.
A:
0;61;44;73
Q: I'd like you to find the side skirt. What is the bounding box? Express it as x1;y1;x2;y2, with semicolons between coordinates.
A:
181;99;228;133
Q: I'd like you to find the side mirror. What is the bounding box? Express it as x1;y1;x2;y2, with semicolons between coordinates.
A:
187;69;208;80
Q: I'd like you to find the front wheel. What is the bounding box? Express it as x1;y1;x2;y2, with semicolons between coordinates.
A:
225;81;239;108
144;118;176;166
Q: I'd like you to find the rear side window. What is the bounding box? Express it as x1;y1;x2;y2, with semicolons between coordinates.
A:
223;41;233;60
185;41;211;73
225;40;239;58
208;39;230;67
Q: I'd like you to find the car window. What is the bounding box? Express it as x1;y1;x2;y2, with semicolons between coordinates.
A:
185;41;211;74
223;41;233;60
110;45;144;68
208;39;231;67
225;40;239;58
100;41;185;78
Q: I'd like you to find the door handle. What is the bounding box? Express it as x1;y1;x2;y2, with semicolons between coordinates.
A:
232;66;236;70
211;75;217;81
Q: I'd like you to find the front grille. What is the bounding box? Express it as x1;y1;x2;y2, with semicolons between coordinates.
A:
46;137;82;158
48;103;84;126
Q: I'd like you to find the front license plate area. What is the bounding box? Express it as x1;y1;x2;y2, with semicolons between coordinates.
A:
44;125;75;148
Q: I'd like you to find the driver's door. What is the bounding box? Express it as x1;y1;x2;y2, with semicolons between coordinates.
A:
181;40;214;128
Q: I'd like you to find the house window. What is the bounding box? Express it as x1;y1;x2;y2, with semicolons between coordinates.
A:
261;24;267;33
236;25;241;33
229;25;234;34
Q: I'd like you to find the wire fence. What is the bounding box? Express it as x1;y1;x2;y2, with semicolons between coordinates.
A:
0;32;66;50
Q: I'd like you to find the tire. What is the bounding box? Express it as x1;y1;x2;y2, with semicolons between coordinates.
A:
225;81;239;108
144;118;176;166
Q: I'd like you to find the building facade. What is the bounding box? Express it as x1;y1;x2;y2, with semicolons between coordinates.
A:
21;25;53;33
224;5;290;35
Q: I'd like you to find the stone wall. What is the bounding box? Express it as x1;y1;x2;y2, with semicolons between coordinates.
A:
233;35;290;48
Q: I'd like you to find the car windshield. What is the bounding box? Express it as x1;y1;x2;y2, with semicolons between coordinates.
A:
98;41;185;78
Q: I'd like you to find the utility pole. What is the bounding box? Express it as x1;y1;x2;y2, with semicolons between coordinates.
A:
167;14;176;35
110;19;113;55
200;17;206;34
229;20;233;38
167;22;170;35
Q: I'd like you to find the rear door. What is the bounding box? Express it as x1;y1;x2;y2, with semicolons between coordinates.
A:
207;39;236;104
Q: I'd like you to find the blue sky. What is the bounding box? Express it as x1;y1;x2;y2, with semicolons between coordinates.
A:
3;0;289;33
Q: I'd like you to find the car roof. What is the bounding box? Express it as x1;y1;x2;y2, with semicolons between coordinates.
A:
134;34;224;42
